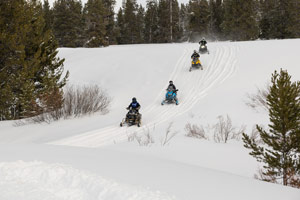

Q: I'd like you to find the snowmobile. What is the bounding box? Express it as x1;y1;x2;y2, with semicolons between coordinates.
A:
189;56;203;72
161;88;179;105
120;108;142;127
199;44;209;54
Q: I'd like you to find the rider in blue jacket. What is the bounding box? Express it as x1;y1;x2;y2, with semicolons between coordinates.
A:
127;97;140;112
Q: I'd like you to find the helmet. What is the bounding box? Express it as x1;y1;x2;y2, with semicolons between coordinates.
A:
169;80;173;84
132;97;136;102
194;50;197;53
202;37;205;40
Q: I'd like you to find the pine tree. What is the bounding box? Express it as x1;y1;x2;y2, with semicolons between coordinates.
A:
135;5;145;43
179;3;189;41
222;0;259;41
259;0;277;39
116;8;125;44
83;0;108;47
144;0;159;43
243;69;300;187
0;0;68;120
208;0;223;40
262;0;300;39
187;0;210;41
123;0;139;44
102;0;117;44
287;0;300;38
157;0;181;43
43;0;53;32
52;0;84;47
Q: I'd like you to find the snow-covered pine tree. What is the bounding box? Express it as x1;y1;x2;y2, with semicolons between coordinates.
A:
243;69;300;187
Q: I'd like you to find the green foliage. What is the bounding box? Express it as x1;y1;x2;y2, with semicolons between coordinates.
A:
135;5;145;44
83;0;108;47
52;0;84;47
0;0;68;120
123;0;139;44
116;8;125;44
243;69;300;186
102;0;117;44
157;0;181;43
144;0;159;43
208;0;223;39
187;0;210;38
222;0;259;41
43;0;54;31
259;0;300;39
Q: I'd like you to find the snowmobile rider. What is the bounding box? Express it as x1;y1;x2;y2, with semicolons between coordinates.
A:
191;50;200;59
199;37;207;46
167;80;177;93
127;97;141;113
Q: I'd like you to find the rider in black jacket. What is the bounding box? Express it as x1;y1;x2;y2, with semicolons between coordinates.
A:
191;50;200;59
167;80;177;93
199;38;207;46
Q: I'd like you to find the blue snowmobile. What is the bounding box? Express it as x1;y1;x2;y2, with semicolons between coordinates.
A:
161;88;179;105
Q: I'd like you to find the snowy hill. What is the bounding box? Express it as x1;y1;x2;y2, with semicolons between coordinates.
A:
0;40;300;200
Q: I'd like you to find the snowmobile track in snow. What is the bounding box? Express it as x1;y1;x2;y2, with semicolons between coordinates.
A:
50;44;239;148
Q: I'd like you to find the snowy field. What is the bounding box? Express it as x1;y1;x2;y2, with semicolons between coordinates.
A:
0;39;300;199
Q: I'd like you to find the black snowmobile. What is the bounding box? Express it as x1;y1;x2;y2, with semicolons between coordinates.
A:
199;44;209;54
120;108;141;127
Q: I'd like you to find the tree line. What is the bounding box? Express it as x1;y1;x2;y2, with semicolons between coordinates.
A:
42;0;300;47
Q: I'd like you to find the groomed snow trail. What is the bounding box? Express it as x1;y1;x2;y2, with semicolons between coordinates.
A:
0;161;177;200
50;43;239;147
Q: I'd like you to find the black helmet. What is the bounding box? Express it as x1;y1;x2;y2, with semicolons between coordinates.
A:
132;97;137;102
169;80;173;84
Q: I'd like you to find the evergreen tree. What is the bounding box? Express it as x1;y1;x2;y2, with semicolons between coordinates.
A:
179;3;189;41
102;0;117;44
83;0;108;47
259;0;300;39
0;0;68;120
52;0;84;47
222;0;259;41
135;5;145;43
187;0;210;41
43;0;54;31
144;0;159;43
116;8;125;44
123;0;139;44
287;0;300;38
243;69;300;186
157;0;181;43
208;0;223;40
259;0;279;39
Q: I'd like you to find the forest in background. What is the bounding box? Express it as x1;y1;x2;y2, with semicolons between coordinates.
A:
42;0;300;47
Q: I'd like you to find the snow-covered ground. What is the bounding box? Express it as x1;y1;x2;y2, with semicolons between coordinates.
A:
0;39;300;199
